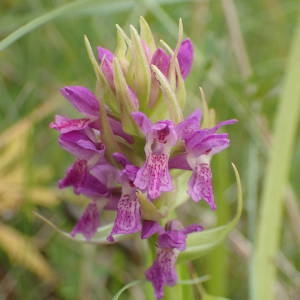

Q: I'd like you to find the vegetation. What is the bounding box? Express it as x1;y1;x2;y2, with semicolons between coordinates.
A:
0;0;299;299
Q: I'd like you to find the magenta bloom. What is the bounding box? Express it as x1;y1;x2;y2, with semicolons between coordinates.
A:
172;111;237;209
97;47;115;88
141;220;164;239
107;154;142;242
50;86;133;144
145;220;203;300
70;200;100;240
50;20;237;300
177;39;194;79
185;132;231;208
59;160;106;197
132;112;178;200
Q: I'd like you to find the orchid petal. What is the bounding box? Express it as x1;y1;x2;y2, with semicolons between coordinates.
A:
107;190;142;242
59;130;104;160
177;39;194;79
135;152;173;200
141;220;163;239
145;249;178;300
151;48;170;77
97;47;114;63
75;172;108;198
168;153;190;170
131;111;152;135
58;160;86;189
59;160;108;198
113;152;131;168
60;86;99;117
71;200;100;240
157;230;186;251
90;162;119;188
186;133;230;156
50;115;90;134
210;118;238;131
187;162;216;209
176;109;201;139
97;48;115;88
182;224;204;235
134;119;177;199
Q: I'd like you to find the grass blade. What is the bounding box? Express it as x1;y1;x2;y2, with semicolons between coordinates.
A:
0;0;201;51
252;14;300;300
0;0;93;51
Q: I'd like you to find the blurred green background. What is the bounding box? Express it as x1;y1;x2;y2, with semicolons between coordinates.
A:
0;0;300;299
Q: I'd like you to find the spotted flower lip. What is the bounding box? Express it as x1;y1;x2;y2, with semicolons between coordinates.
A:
187;157;216;208
107;155;142;242
145;220;203;300
184;123;237;208
107;187;141;242
131;112;178;200
172;116;237;208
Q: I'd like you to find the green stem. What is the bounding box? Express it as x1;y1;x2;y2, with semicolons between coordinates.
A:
206;153;230;296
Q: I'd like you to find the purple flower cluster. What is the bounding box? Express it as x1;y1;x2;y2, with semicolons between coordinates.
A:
50;21;236;299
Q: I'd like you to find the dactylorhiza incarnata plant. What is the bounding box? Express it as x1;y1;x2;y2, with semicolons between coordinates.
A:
50;18;237;299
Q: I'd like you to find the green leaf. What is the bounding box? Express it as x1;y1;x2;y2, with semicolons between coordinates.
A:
33;212;114;244
177;275;210;285
177;163;242;263
112;279;145;300
202;294;231;300
252;13;300;300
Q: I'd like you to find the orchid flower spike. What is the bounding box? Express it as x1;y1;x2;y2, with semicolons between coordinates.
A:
50;17;237;300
